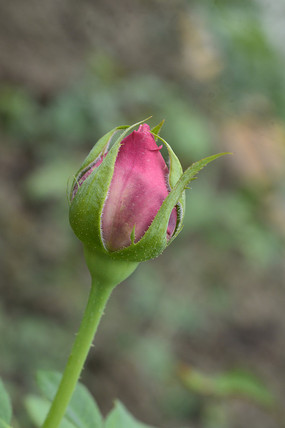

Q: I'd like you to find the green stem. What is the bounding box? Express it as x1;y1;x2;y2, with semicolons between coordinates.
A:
41;280;114;428
41;246;138;428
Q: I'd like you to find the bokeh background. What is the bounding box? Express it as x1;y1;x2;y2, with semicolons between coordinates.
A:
1;0;285;427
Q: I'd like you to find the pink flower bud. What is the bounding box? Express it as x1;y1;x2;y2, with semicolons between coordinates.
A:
70;118;225;262
102;124;177;251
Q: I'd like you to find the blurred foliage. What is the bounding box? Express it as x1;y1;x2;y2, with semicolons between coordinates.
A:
25;371;156;428
178;365;276;409
0;377;12;427
1;0;285;428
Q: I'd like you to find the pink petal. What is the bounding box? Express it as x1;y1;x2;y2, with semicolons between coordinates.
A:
102;124;177;251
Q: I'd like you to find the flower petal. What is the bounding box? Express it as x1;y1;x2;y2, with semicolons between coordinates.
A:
102;124;177;250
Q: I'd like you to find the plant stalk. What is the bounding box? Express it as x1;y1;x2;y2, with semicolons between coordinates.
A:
41;280;114;428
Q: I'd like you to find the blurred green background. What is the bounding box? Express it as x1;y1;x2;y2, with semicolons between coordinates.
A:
1;0;285;427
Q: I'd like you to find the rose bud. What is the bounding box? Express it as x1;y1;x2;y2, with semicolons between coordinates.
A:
69;119;225;264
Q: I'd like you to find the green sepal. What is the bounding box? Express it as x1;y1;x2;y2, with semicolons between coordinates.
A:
167;153;230;243
151;120;165;140
69;128;117;201
110;153;228;262
69;119;150;251
130;225;136;245
152;133;185;238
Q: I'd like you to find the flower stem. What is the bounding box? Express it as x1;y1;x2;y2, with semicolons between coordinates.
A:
41;280;114;428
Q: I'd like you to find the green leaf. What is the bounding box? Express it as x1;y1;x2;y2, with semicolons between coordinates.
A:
37;371;103;428
0;379;12;425
25;395;75;428
179;365;276;409
105;401;156;428
214;370;276;408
